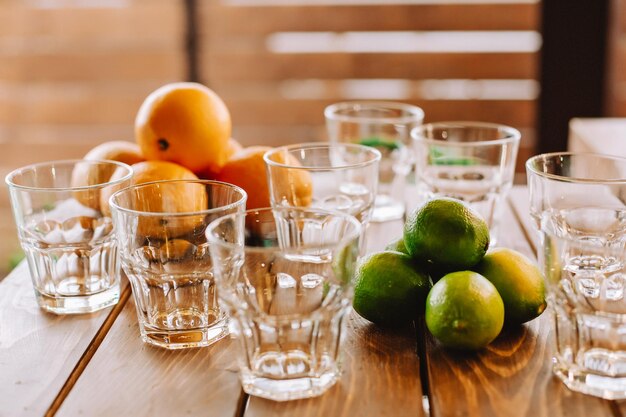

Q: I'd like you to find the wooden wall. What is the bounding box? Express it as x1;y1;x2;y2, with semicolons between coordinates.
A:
0;0;541;276
198;1;540;167
0;0;186;276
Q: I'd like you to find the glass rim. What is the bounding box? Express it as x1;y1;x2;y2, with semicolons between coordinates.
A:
5;159;133;192
411;121;521;147
324;100;425;124
525;151;626;184
109;179;248;218
206;206;362;254
263;142;381;171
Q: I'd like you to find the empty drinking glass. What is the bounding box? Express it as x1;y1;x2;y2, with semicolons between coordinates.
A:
207;207;361;401
325;101;424;222
527;152;626;399
412;122;520;245
263;143;380;228
110;180;247;349
6;159;133;314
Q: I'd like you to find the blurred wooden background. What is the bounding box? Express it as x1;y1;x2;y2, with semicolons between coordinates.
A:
0;0;622;276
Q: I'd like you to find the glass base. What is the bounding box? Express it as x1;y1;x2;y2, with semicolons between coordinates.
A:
140;316;229;350
240;367;340;401
35;284;120;315
371;194;404;222
553;361;626;400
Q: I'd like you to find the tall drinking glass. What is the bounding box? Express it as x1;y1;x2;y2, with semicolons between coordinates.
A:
412;122;520;245
325;101;424;222
6;159;133;314
526;152;626;399
110;180;247;349
263;143;380;227
207;207;361;401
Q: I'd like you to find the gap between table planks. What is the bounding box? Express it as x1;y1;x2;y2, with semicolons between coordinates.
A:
0;263;129;417
419;190;620;417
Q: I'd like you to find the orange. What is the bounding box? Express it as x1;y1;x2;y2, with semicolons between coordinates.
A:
216;146;312;210
216;146;272;209
70;141;143;212
196;138;243;180
226;138;244;158
106;161;207;239
100;160;199;216
267;150;313;207
83;140;145;166
135;82;231;174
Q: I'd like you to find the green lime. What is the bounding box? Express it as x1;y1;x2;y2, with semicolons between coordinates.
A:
353;251;432;327
474;247;547;325
426;271;504;350
404;198;489;270
385;237;408;254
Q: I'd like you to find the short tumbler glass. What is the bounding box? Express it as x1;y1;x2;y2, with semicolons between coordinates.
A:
264;143;380;227
526;152;626;399
325;101;424;222
6;159;133;314
110;180;247;349
412;122;520;245
207;207;361;401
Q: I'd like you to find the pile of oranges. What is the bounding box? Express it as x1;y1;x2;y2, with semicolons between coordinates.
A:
80;82;306;211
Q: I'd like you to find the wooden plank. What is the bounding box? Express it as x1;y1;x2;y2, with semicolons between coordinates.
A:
232;125;327;147
0;1;182;38
0;125;132;144
203;52;538;81
0;81;173;125
200;4;539;35
232;126;535;155
508;186;538;255
225;99;536;128
0;262;122;417
0;138;129;209
422;194;615;417
0;52;184;82
244;220;424;417
56;297;244;417
244;313;424;417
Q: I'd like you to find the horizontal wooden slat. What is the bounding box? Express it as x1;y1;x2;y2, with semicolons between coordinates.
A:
0;139;133;207
203;52;538;81
0;2;182;38
0;125;132;145
200;3;540;35
0;52;184;82
225;98;536;127
0;82;172;125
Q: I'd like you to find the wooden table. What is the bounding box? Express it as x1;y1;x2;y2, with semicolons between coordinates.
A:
2;187;624;417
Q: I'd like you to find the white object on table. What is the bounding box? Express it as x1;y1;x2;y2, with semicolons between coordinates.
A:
569;118;626;156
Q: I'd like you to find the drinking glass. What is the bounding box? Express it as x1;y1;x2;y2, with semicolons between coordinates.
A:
411;122;520;245
207;207;361;401
526;152;626;399
263;143;380;228
325;101;424;222
6;159;133;314
110;180;247;349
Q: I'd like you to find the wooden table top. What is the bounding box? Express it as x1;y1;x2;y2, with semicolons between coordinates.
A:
2;186;625;417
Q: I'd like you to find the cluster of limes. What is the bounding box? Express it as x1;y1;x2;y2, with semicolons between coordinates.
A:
353;198;547;350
